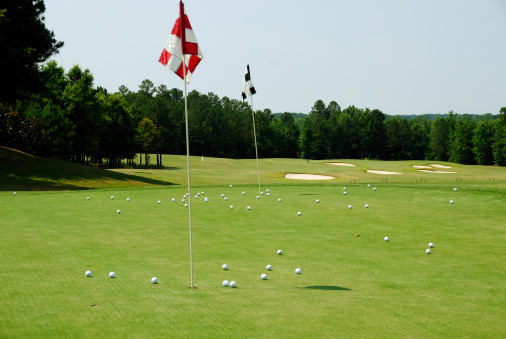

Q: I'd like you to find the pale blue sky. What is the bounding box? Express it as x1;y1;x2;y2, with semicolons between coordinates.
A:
43;0;506;115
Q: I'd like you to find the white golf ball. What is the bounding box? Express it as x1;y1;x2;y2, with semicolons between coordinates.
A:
343;187;346;190
298;211;302;216
195;195;198;199
85;270;92;277
348;205;352;209
428;242;434;248
222;264;228;270
247;206;251;210
127;198;130;202
267;193;270;196
111;196;114;199
343;191;347;195
316;199;320;203
278;198;282;202
256;196;260;199
86;197;90;200
230;281;237;288
266;189;270;193
172;198;176;202
201;192;205;195
277;249;282;255
365;204;369;208
158;200;161;204
204;197;208;202
230;205;234;209
13;192;17;195
295;268;302;274
151;277;158;284
266;264;272;271
197;192;200;196
373;188;377;191
450;200;454;204
454;188;458;191
261;191;264;195
426;249;431;254
229;185;233;188
222;280;229;287
184;204;188;207
224;197;228;201
367;184;371;188
109;272;115;278
242;191;246;195
182;199;185;202
221;194;225;197
116;210;121;214
384;237;389;242
261;274;267;280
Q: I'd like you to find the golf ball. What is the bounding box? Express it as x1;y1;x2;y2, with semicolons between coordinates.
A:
261;274;267;280
343;191;347;195
111;196;114;199
256;196;260;199
201;192;205;195
348;205;352;209
151;277;158;284
365;204;369;208
316;199;320;203
221;194;225;197
195;195;198;199
384;237;389;242
205;197;208;202
450;200;454;204
278;199;282;202
127;198;130;201
13;192;17;195
85;270;92;277
247;206;251;210
230;205;234;209
295;268;302;274
266;189;270;193
267;193;270;196
182;199;185;202
117;210;121;214
109;272;115;278
158;200;161;204
197;192;200;196
261;191;264;195
454;188;458;191
373;188;377;191
343;187;346;190
298;211;302;216
277;249;282;255
367;184;371;188
230;281;237;288
223;280;229;287
87;197;90;200
172;198;176;202
242;191;246;195
426;249;431;254
428;242;434;248
229;185;233;188
184;204;188;207
266;265;272;271
222;264;228;270
224;197;228;201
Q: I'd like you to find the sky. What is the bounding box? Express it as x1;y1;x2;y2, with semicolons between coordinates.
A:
43;0;506;116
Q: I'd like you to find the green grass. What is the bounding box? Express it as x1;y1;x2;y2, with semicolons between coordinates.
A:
1;149;505;337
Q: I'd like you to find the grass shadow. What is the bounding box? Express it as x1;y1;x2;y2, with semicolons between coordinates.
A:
301;285;351;291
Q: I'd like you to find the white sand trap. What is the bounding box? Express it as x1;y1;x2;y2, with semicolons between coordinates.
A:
367;170;403;175
428;164;452;168
284;173;335;180
418;170;457;174
325;162;356;167
412;165;432;169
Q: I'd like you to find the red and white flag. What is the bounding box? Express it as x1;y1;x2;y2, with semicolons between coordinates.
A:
159;1;203;84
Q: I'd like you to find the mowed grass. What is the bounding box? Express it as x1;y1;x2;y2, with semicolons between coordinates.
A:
1;175;505;337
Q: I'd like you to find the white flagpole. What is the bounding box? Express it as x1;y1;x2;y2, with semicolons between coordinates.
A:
250;96;261;195
182;58;194;290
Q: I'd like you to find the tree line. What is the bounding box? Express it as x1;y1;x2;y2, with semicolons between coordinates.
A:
1;1;505;167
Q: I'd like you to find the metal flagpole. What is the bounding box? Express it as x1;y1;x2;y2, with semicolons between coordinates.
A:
182;58;194;290
250;96;261;196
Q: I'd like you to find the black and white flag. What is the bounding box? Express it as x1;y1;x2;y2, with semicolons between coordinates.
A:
242;64;256;101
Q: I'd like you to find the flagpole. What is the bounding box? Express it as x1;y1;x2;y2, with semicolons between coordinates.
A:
250;96;261;196
182;58;194;290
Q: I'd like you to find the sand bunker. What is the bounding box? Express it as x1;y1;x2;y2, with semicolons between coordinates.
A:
418;170;457;174
366;170;403;175
428;164;452;169
412;165;432;169
284;173;335;180
325;162;356;167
